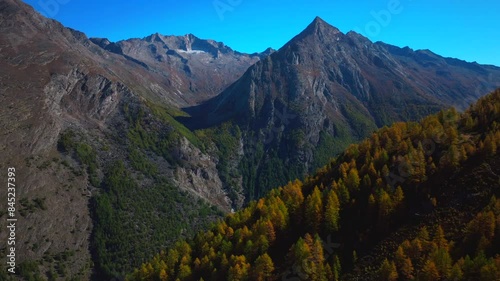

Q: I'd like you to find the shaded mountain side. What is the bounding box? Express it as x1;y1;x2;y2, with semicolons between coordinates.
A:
0;0;253;279
344;155;500;280
129;88;500;281
181;16;500;202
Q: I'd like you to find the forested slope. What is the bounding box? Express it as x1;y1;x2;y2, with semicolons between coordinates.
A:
128;88;500;281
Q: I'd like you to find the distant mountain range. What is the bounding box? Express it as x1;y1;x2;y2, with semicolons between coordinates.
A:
0;0;499;279
90;34;273;105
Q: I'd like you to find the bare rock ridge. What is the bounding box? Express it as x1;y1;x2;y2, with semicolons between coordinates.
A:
90;33;273;105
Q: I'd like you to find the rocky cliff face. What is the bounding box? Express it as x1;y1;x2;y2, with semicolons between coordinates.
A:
184;17;500;201
0;0;240;279
173;137;232;209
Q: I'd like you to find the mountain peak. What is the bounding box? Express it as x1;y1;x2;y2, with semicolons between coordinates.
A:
304;16;341;36
281;16;342;49
312;16;327;25
285;16;342;46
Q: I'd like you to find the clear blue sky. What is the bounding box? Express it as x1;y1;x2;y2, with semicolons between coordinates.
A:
24;0;500;66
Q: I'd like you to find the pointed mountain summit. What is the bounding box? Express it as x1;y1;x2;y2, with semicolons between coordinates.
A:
303;16;341;36
188;16;500;129
183;16;500;200
284;16;343;47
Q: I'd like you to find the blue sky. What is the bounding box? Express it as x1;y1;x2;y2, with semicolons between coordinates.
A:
24;0;500;66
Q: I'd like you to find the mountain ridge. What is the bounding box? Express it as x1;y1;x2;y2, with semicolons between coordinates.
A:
179;17;500;202
90;32;272;105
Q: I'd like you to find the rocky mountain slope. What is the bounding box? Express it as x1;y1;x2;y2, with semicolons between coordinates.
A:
184;17;500;201
90;34;272;105
0;0;262;279
129;88;500;281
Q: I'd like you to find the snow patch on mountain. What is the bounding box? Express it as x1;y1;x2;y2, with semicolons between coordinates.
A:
177;49;206;54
